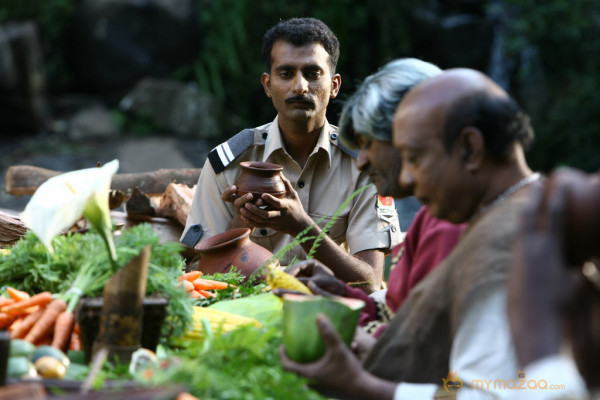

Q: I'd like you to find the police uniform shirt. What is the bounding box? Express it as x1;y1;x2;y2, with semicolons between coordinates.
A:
183;116;401;265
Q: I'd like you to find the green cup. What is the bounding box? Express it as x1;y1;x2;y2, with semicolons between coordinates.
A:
282;294;365;363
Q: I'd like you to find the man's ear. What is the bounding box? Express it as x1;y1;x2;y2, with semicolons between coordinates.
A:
261;73;272;98
330;73;341;99
458;126;484;172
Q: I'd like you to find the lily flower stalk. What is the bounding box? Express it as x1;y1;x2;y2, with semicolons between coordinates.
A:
20;160;120;269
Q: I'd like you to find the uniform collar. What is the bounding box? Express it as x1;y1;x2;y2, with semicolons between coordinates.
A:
262;116;335;167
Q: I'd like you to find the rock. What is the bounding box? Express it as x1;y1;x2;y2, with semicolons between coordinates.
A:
120;78;221;139
68;105;117;140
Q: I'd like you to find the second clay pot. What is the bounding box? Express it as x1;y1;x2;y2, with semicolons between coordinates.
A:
194;228;273;279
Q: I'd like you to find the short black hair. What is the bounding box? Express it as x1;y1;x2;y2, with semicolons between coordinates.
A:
443;92;535;161
261;17;340;74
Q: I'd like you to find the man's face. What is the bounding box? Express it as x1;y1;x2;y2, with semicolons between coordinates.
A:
393;104;473;223
261;40;340;126
356;136;412;198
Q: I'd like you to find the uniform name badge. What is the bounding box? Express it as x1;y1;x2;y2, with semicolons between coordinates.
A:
376;195;396;223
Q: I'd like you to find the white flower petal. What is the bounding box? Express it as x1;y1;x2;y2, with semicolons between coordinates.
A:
20;160;119;252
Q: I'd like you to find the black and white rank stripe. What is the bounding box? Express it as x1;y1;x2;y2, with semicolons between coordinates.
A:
208;129;256;173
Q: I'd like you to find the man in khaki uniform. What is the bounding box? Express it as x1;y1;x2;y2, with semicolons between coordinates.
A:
182;18;400;291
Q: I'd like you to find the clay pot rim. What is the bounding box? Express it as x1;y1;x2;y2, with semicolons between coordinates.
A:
239;161;283;171
236;189;286;199
194;228;251;253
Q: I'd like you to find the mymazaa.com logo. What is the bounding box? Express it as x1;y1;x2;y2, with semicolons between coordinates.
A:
443;369;566;393
442;369;464;394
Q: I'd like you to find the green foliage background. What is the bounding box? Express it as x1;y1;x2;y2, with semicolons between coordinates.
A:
182;0;414;140
1;0;598;172
502;0;600;172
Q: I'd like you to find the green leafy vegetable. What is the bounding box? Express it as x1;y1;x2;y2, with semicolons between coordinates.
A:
0;224;193;344
143;325;325;400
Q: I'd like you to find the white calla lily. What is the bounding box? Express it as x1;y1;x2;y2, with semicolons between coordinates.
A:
20;160;120;263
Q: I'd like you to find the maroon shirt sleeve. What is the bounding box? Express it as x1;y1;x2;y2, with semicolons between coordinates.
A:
385;206;466;312
344;206;465;327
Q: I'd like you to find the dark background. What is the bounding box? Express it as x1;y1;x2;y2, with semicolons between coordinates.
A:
1;0;599;211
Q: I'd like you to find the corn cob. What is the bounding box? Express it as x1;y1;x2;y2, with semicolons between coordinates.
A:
266;266;312;295
182;306;262;340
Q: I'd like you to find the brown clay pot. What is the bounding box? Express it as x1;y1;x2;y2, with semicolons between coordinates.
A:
194;228;273;279
234;161;286;201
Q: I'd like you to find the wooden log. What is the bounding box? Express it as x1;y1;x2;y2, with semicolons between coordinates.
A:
111;211;184;244
0;210;27;245
156;183;195;226
5;165;201;196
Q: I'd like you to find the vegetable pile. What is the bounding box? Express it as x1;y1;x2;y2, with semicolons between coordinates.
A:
178;271;238;299
137;295;326;400
0;223;194;343
0;181;370;397
7;342;71;380
0;288;80;352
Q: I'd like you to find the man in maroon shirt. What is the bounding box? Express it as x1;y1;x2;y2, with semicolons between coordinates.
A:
285;58;466;333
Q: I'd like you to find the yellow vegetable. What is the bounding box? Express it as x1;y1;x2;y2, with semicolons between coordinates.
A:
183;306;262;341
35;356;67;379
266;266;312;295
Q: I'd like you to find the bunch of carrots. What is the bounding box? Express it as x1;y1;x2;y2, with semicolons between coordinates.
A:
0;287;80;352
178;271;236;299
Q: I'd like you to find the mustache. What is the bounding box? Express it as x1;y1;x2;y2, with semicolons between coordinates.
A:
285;95;314;105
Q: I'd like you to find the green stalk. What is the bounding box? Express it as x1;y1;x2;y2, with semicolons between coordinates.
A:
306;184;372;259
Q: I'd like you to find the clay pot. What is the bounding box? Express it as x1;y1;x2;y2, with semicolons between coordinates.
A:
194;228;273;279
234;161;286;201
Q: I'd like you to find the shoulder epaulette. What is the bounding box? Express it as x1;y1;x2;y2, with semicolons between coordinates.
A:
337;139;359;159
208;128;256;173
329;131;359;159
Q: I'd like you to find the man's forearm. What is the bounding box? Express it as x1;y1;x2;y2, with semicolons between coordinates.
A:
298;224;383;292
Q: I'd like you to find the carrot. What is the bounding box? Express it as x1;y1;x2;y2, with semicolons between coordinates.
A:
22;305;40;315
197;290;217;298
0;297;14;307
10;308;44;339
181;280;195;293
69;331;81;351
7;287;30;302
178;271;203;282
51;310;75;353
0;313;16;329
192;279;231;291
24;298;67;344
189;290;204;299
8;316;24;334
1;291;52;315
204;279;236;289
176;393;200;400
34;334;52;346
